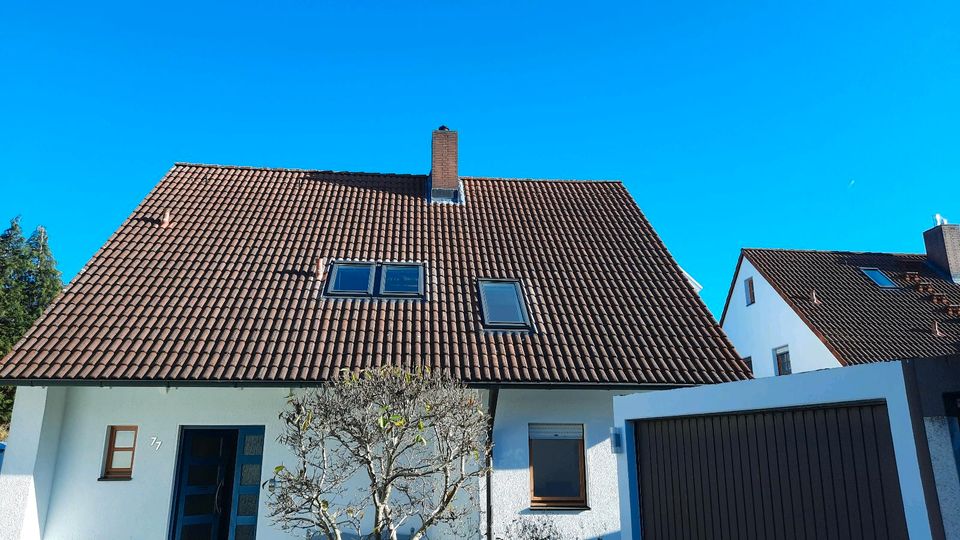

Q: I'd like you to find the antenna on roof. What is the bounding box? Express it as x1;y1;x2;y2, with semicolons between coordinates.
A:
935;213;949;226
809;289;822;305
161;209;172;228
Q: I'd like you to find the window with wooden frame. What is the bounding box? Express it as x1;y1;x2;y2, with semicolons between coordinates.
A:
101;425;138;480
528;423;586;508
774;346;792;376
744;277;756;306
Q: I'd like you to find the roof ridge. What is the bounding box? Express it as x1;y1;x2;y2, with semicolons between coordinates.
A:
743;247;924;257
173;162;426;178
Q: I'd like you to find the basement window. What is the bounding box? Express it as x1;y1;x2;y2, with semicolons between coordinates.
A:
101;425;138;480
861;267;898;288
529;424;587;508
479;279;531;329
327;262;376;296
379;264;424;296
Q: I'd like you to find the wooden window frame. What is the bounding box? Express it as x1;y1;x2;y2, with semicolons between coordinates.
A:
528;432;587;509
774;346;792;376
744;277;756;306
101;425;138;480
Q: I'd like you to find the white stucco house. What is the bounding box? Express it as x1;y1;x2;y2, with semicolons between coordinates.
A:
0;127;749;540
720;222;960;377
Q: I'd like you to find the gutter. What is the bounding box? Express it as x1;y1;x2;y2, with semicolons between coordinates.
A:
485;388;500;540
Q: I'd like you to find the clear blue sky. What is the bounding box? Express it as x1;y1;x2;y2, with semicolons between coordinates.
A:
2;1;959;316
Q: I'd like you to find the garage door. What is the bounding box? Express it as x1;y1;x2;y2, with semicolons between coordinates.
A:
634;402;909;540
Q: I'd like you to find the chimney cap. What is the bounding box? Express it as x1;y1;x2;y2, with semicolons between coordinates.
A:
437;125;450;131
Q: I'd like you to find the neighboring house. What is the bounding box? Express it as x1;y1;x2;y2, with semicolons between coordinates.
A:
0;128;748;540
720;222;960;377
613;356;960;540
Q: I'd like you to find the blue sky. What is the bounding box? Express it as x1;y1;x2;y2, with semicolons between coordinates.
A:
2;1;959;316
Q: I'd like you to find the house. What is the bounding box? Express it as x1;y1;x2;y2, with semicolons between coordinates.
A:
612;355;960;540
0;128;749;540
720;222;960;377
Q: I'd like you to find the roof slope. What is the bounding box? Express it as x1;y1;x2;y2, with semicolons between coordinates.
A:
741;248;960;364
0;164;747;385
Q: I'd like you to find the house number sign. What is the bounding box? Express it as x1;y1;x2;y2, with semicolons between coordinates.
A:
149;436;162;450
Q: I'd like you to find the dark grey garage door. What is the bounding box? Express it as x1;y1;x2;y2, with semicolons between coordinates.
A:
634;402;909;540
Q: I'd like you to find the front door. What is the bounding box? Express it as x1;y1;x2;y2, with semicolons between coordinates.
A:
171;427;265;540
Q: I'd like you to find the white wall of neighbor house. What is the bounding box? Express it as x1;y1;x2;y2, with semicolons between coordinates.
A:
722;257;841;377
490;388;644;540
612;362;936;540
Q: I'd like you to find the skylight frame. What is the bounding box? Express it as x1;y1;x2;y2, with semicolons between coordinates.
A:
378;263;425;297
860;267;898;289
326;262;377;297
478;278;532;330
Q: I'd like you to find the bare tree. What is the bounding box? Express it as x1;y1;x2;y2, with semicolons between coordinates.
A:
266;368;491;540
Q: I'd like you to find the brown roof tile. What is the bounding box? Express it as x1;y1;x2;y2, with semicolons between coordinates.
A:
736;248;960;364
0;164;747;385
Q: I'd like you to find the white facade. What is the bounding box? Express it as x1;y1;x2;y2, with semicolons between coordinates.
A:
612;362;942;540
0;385;633;540
489;388;640;540
721;256;841;377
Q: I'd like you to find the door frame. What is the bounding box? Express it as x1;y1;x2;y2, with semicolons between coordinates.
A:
167;425;266;540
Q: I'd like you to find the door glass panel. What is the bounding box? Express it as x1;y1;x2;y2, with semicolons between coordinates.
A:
180;524;213;540
234;525;256;540
114;429;136;447
184;494;216;516
111;450;133;469
187;464;219;486
240;463;261;486
243;434;264;456
191;435;222;458
237;493;258;516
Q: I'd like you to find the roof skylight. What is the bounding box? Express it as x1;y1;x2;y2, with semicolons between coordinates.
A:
860;268;898;289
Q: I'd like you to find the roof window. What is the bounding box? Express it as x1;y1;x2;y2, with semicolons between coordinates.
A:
479;279;531;329
327;262;376;296
379;264;424;296
860;267;898;289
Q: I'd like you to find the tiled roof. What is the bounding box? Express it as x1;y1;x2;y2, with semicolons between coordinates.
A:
0;164;747;385
737;248;960;364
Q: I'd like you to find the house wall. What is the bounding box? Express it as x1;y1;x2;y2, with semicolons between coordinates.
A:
613;362;937;540
490;388;643;540
1;385;634;540
722;257;841;377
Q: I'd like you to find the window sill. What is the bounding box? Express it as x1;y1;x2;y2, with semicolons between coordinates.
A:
528;505;590;512
98;476;133;481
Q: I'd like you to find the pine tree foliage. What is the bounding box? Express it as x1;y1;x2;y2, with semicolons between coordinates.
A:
0;217;62;434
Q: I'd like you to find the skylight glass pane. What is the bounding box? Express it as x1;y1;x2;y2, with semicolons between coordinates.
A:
329;263;374;295
861;268;897;288
479;280;530;327
381;264;422;295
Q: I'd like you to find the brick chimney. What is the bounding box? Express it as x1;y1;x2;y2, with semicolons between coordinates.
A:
430;126;460;203
924;222;960;283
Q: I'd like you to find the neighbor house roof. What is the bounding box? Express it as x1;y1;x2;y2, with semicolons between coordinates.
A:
726;248;960;365
0;164;747;385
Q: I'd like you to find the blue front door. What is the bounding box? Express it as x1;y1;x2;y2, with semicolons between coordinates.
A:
171;427;265;540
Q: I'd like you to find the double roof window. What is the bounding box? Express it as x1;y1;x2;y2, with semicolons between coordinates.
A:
326;262;424;299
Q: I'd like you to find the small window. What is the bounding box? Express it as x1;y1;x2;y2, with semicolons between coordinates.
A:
743;356;753;373
744;277;756;306
774;346;791;376
528;424;586;508
327;262;375;296
860;267;897;288
102;426;138;479
379;264;424;297
479;279;531;329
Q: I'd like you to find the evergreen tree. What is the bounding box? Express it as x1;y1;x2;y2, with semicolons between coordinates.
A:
0;218;62;434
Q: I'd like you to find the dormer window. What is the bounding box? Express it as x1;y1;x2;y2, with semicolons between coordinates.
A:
479;279;531;329
860;267;897;289
379;264;424;296
327;262;376;296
